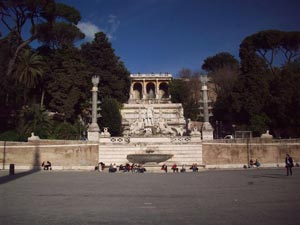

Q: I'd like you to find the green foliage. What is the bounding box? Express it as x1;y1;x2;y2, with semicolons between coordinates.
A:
17;104;52;140
169;78;199;120
36;22;85;49
54;3;81;24
202;52;239;73
0;130;20;141
240;30;300;74
14;49;45;88
44;46;90;122
100;97;122;136
249;114;271;137
52;122;78;140
81;32;130;103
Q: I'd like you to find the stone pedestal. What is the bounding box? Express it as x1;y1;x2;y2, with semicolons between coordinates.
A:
202;122;214;140
88;131;99;142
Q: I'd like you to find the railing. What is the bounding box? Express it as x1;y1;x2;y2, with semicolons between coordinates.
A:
110;137;130;143
204;138;300;144
171;136;191;143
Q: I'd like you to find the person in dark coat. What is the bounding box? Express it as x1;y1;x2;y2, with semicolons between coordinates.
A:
285;154;294;176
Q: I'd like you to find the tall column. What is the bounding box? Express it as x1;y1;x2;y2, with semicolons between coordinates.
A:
202;84;209;123
88;75;100;141
200;75;214;140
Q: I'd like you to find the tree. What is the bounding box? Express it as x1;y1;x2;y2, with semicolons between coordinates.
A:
51;121;78;140
169;77;199;120
100;97;122;136
81;32;130;103
239;30;300;75
17;104;52;140
44;46;90;122
267;60;300;138
202;52;239;73
0;0;82;77
202;52;239;96
14;49;44;89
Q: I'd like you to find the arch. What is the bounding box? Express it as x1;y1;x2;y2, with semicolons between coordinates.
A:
159;82;169;98
133;83;143;100
146;82;156;99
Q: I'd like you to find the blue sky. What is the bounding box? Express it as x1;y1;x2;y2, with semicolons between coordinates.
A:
4;0;300;76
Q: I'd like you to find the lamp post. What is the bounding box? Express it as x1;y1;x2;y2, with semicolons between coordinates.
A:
232;124;236;138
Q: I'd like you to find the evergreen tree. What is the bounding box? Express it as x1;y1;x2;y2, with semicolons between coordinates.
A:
100;97;122;136
81;32;130;103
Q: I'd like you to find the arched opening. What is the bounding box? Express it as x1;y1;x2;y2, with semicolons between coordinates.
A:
146;83;156;99
133;83;143;99
159;82;169;98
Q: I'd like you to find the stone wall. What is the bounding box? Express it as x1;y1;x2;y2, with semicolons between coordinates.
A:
203;139;300;168
0;140;98;170
1;138;300;171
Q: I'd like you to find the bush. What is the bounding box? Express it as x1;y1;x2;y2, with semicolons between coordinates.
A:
0;130;20;141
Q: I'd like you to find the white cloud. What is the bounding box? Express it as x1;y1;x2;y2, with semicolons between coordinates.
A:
77;21;101;40
106;14;120;40
77;15;120;41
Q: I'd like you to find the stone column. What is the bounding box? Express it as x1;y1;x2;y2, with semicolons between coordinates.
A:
155;79;159;100
129;81;134;100
143;79;146;100
200;75;213;140
88;75;100;141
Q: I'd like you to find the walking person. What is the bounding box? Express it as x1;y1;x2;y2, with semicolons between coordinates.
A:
285;154;294;176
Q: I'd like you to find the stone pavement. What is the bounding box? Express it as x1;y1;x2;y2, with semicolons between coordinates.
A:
0;168;299;225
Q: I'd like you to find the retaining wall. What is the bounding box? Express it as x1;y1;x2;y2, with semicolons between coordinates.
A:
203;139;300;168
0;140;98;170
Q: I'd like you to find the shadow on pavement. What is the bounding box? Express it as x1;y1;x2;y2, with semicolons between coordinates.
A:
252;174;287;179
0;169;40;185
0;141;41;185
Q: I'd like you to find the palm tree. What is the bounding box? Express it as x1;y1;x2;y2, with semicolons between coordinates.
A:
14;49;45;105
18;104;52;140
15;49;44;88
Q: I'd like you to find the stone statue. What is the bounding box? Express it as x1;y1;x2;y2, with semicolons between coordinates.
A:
145;105;154;126
130;118;144;135
191;127;201;136
157;118;176;136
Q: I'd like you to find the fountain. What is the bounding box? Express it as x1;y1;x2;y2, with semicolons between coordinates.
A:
127;150;173;164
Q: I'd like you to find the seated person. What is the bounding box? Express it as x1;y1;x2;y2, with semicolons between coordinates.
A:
161;164;168;173
254;159;261;167
99;162;105;171
119;164;124;171
190;163;198;172
42;161;52;170
137;164;146;173
180;164;186;173
108;164;117;173
171;163;179;172
124;163;131;172
249;159;254;168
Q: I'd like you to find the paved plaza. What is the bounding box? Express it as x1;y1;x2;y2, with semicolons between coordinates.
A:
0;168;299;225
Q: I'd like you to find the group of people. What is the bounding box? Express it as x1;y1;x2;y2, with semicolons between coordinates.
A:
162;163;199;173
119;163;146;173
249;159;261;168
97;155;297;176
97;163;146;173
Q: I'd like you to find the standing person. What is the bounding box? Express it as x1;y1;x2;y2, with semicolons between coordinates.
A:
285;154;294;176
